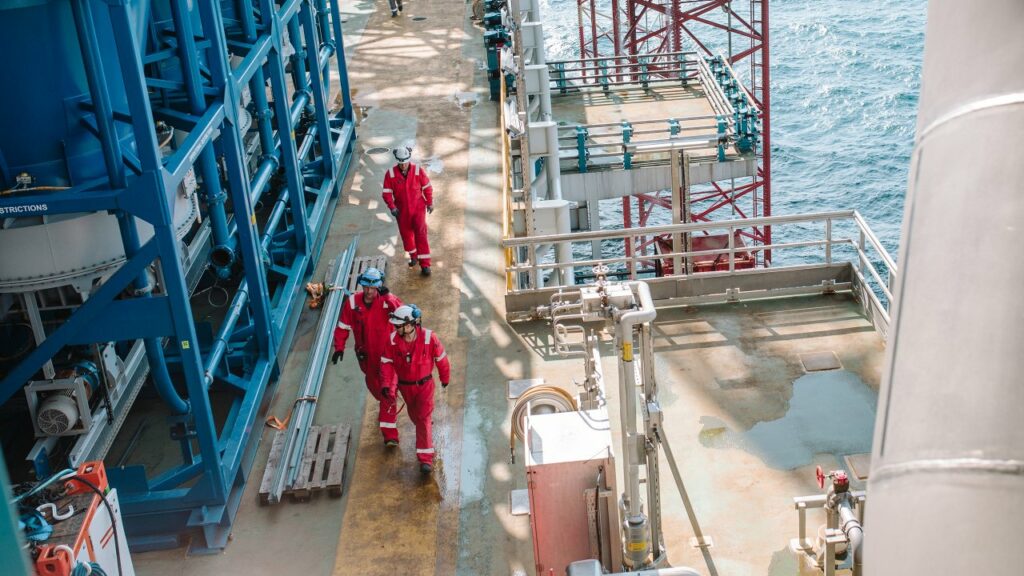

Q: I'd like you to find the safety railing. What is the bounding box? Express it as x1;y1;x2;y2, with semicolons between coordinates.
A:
500;68;516;290
558;116;726;172
547;51;700;93
546;55;762;173
501;210;897;325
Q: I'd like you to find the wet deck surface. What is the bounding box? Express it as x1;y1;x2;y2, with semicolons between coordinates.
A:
128;1;885;575
499;294;883;576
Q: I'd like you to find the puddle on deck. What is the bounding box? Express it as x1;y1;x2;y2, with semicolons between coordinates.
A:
699;370;877;470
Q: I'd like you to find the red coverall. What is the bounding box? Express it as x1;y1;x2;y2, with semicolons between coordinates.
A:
334;291;403;442
380;326;451;464
382;163;433;267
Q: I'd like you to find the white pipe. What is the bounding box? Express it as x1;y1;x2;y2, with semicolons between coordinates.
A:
865;2;1024;575
615;281;656;518
838;502;863;575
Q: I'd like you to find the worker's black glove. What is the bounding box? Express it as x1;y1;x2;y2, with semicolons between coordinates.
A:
426;204;434;215
331;351;343;364
381;387;394;400
356;350;367;362
441;381;449;389
390;207;400;218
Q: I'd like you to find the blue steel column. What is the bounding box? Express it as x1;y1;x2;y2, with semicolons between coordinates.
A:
261;0;311;253
239;0;280;204
0;0;356;552
169;0;236;274
300;1;336;181
196;0;275;359
329;0;355;124
70;0;125;188
106;1;226;506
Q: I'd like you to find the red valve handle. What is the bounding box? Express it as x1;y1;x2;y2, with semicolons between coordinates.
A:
816;465;826;490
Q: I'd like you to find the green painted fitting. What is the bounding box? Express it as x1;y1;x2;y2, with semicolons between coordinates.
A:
621;121;633;169
716;115;728;162
668;118;680;137
576;126;588;173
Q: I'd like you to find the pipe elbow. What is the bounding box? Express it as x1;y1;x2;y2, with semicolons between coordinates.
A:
144;338;189;415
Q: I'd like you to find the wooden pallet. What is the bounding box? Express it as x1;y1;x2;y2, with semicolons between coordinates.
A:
345;255;388;292
259;423;351;504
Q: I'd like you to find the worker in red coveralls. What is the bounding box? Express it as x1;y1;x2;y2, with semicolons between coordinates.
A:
382;146;435;277
331;267;403;447
380;304;450;474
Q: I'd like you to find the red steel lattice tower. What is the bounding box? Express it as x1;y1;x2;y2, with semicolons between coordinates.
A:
577;0;772;265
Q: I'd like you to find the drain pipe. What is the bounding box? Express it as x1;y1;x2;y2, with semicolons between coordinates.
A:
116;213;189;415
615;281;656;568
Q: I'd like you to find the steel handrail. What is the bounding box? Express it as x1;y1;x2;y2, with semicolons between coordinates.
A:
546;50;697;66
502;211;898;319
503;211;855;247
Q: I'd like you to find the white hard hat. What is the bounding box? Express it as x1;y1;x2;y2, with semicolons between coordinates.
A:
389;304;421;325
393;146;412;162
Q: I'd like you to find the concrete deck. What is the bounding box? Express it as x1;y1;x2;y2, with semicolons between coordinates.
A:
128;1;886;575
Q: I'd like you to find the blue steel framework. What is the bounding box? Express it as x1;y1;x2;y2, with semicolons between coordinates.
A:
0;0;354;552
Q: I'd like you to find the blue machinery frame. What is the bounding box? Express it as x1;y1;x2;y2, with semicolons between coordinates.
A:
0;0;354;552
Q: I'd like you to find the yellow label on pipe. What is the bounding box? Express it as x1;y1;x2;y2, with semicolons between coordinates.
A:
622;342;633;362
627;541;646;552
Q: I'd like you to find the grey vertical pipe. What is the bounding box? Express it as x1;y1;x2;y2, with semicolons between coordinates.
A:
865;2;1024;575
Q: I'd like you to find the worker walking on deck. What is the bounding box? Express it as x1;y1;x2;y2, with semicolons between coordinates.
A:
332;268;403;446
380;305;451;474
382;146;435;277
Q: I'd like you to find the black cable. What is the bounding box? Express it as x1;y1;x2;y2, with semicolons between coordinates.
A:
67;476;123;576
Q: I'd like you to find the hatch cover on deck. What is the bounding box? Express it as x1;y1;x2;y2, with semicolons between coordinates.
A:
412;16;427;21
365;147;390;155
844;453;872;481
800;351;842;372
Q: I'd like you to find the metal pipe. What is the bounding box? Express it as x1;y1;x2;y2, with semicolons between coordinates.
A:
615;281;656;566
115;212;189;414
169;0;234;274
205;131;316;383
266;238;358;503
838;501;863;574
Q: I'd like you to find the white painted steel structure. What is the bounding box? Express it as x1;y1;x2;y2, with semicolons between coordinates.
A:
865;1;1024;575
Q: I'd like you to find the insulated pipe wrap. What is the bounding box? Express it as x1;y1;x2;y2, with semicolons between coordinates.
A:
865;2;1024;574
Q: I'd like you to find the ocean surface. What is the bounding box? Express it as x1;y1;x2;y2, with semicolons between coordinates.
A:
537;0;927;269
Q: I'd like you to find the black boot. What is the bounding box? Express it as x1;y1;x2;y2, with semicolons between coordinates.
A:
420;266;431;277
419;462;433;474
408;256;416;267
